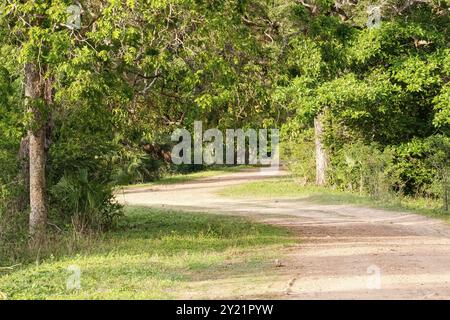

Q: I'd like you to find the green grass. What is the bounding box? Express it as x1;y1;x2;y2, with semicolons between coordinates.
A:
0;206;294;300
120;165;252;189
219;176;450;222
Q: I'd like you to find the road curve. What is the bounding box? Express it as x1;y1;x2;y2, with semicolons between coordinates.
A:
119;169;450;300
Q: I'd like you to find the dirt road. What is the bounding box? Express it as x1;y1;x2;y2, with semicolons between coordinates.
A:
119;169;450;299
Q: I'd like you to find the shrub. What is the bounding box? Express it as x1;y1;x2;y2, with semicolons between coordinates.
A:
47;102;125;232
330;142;395;199
391;139;436;197
423;135;450;211
281;126;316;185
50;169;122;233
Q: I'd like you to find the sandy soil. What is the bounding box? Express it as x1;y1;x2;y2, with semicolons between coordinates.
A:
118;169;450;300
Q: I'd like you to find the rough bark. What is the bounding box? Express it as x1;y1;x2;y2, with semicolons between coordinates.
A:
314;112;328;186
25;63;47;242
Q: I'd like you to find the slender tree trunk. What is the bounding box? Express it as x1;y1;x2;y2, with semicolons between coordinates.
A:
314;112;328;186
25;63;47;242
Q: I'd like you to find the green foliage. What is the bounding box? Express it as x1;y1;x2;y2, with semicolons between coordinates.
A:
111;151;155;186
423;135;450;211
391;138;436;196
330;142;395;198
281;125;316;184
278;0;449;208
50;169;122;232
433;81;450;128
0;46;27;266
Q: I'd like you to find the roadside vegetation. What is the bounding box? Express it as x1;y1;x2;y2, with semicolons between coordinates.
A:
0;207;295;299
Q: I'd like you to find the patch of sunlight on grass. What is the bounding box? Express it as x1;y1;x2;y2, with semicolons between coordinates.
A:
219;177;450;223
0;206;295;300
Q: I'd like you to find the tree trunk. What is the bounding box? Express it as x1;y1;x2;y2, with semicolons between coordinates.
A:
314;112;328;186
25;63;47;242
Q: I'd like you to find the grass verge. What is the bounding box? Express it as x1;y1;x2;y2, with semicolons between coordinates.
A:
219;176;450;223
0;206;295;299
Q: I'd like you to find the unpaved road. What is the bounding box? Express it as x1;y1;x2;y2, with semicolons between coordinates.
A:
119;169;450;300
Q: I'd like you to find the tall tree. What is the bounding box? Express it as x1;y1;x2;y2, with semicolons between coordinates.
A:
275;0;449;185
1;1;56;242
25;62;47;240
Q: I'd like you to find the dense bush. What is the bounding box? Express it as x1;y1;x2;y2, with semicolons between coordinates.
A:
0;59;28;264
330;142;395;199
285;135;449;211
423;135;450;211
281;125;316;185
49;169;122;232
46;94;125;232
391;138;437;196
